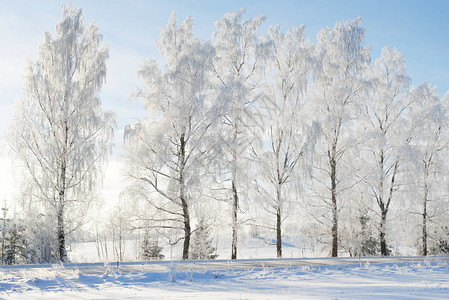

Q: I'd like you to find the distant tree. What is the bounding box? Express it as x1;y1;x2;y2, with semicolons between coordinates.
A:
1;205;7;264
93;222;109;262
430;226;449;255
5;222;28;265
23;208;58;263
212;9;269;260
409;84;449;256
361;47;411;256
141;230;164;261
309;18;370;257
9;5;115;262
250;24;317;258
124;12;216;260
356;215;379;257
342;206;380;257
190;218;217;260
109;202;129;262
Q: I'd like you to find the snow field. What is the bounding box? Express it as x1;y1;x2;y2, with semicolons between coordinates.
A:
1;260;449;299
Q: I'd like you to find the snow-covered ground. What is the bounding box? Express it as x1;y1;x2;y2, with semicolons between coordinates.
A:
1;235;444;299
1;258;449;299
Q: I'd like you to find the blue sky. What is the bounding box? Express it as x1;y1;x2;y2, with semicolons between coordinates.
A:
0;0;448;205
1;0;448;132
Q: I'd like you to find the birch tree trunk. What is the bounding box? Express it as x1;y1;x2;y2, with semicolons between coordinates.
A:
422;163;429;256
276;201;282;258
57;203;67;262
231;124;239;260
179;134;191;260
231;180;238;260
330;149;338;257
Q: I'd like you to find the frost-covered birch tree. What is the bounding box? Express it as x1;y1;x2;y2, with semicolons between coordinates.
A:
124;12;216;260
250;24;317;258
361;47;411;256
9;5;115;262
309;18;370;257
212;9;269;259
409;84;449;256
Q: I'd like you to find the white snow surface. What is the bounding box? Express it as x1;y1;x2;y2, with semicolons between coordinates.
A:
1;258;449;299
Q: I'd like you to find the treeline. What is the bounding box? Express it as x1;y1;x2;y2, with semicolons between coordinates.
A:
4;5;449;264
